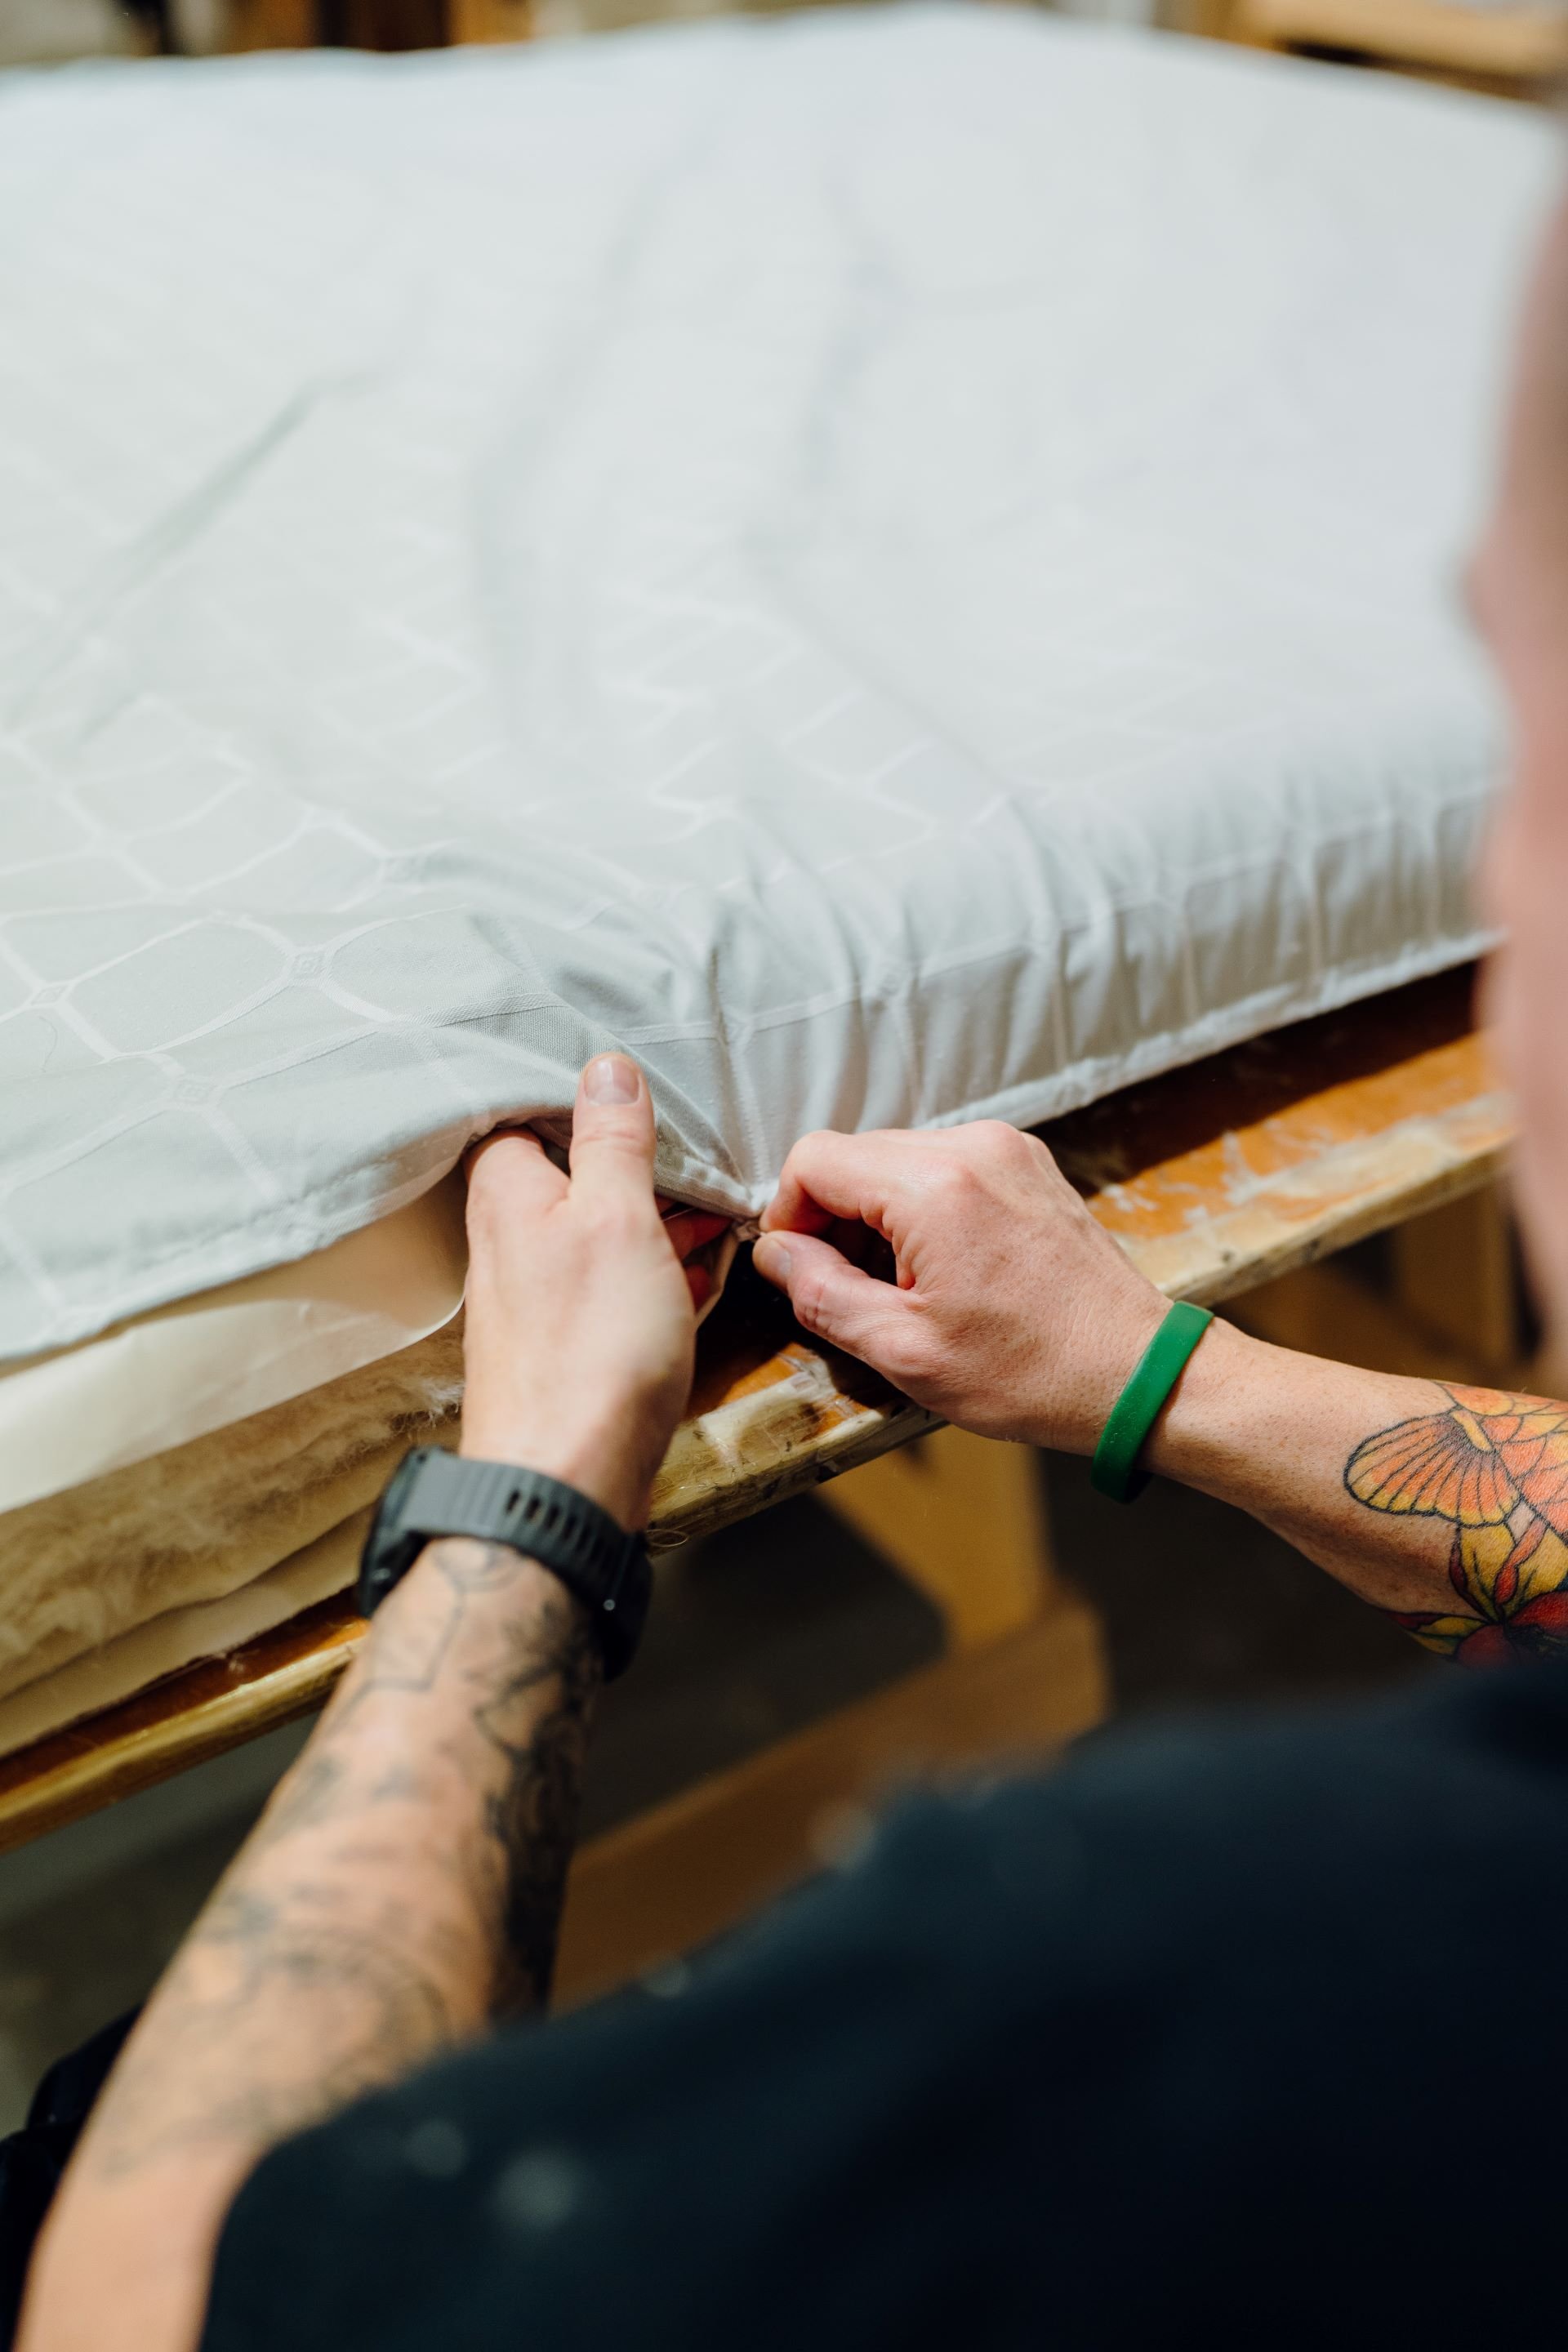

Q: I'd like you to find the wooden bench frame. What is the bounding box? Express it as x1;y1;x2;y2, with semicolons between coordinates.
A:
1216;0;1568;88
224;2;530;47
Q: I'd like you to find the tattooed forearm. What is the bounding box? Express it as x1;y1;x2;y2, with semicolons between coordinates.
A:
85;1890;461;2179
1126;1330;1568;1667
74;1537;601;2194
1346;1384;1568;1664
471;1601;601;2012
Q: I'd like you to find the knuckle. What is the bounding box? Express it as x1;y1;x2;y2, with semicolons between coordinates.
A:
929;1153;978;1204
579;1112;650;1157
786;1129;834;1173
973;1119;1031;1163
793;1264;835;1334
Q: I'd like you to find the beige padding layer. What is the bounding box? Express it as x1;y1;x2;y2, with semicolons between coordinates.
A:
0;1213;733;1730
0;1323;463;1705
0;1511;368;1764
0;1174;467;1518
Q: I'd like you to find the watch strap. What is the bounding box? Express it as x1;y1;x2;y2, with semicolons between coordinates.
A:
357;1449;650;1678
1089;1301;1214;1505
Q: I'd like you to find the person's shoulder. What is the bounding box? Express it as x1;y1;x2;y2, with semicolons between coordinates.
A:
871;1661;1568;1971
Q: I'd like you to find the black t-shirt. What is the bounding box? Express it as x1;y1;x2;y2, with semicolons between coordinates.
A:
200;1665;1568;2350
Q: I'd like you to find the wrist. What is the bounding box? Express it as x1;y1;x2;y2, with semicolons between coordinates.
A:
1021;1288;1171;1456
365;1451;651;1677
1139;1315;1272;1490
457;1420;648;1534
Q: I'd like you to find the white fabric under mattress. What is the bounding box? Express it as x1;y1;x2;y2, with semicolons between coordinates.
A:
0;1177;467;1518
0;7;1557;1362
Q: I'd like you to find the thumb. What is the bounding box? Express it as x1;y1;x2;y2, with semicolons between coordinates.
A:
753;1230;909;1365
568;1054;657;1206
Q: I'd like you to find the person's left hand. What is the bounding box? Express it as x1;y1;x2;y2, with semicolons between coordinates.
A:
460;1055;715;1531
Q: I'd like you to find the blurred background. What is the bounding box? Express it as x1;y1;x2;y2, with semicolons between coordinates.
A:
7;0;1568;85
1;2;1178;69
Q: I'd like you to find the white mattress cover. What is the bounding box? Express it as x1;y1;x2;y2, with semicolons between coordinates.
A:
0;7;1556;1363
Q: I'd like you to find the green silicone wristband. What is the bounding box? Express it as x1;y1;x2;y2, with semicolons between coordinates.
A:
1089;1300;1214;1504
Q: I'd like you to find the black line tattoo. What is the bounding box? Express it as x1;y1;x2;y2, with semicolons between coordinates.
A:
80;1538;602;2185
474;1597;601;2012
82;1868;467;2180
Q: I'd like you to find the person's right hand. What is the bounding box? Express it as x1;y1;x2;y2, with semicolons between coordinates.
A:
752;1122;1172;1455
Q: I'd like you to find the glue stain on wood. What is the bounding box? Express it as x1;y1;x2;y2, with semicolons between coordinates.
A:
649;1345;933;1549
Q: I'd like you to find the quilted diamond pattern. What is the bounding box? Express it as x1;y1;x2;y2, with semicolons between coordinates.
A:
0;9;1552;1358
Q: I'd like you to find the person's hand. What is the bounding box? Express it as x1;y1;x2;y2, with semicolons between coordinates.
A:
752;1122;1170;1454
460;1054;713;1530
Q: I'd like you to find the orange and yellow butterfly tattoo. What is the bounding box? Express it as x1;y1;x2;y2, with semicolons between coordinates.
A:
1346;1385;1568;1665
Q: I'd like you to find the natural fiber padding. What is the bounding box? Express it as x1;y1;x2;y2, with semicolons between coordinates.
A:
0;1321;464;1704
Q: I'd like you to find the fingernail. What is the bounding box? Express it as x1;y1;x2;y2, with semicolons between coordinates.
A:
756;1236;791;1282
584;1054;639;1105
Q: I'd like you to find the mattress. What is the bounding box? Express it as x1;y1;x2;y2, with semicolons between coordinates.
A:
0;8;1556;1746
0;5;1555;1376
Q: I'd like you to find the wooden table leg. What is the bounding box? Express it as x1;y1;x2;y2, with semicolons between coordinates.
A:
313;0;451;47
555;1427;1106;2004
225;0;318;43
305;1;532;45
448;0;534;37
821;1426;1063;1653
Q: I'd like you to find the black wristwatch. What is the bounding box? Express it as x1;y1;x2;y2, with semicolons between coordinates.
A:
356;1448;652;1680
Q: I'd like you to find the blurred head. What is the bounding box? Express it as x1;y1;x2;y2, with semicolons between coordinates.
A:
1473;189;1568;1347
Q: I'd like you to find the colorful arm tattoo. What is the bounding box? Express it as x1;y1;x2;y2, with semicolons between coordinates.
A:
1346;1385;1568;1664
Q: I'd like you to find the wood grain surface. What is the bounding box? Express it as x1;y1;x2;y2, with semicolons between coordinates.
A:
0;966;1510;1851
1233;0;1568;77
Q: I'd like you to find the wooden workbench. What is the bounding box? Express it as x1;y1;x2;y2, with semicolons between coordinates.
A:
1223;0;1568;88
0;964;1510;1865
228;2;531;48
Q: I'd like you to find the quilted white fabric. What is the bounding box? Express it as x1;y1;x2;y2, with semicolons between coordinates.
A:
0;8;1554;1361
